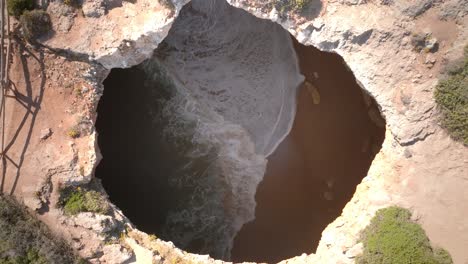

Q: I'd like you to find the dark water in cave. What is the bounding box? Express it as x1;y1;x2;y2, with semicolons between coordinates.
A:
95;67;173;233
95;0;385;262
231;40;385;263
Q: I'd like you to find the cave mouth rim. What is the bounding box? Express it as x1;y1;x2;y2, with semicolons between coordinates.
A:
95;51;387;263
94;2;387;261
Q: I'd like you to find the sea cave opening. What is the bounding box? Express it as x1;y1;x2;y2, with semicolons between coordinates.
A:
95;0;386;262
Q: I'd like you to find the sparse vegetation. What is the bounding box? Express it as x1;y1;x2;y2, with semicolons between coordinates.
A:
0;195;81;263
434;45;468;145
7;0;33;17
58;186;109;215
148;234;157;242
356;206;453;264
20;10;52;42
159;0;174;10
67;127;81;138
74;86;83;96
292;0;310;10
411;33;438;53
63;0;80;7
274;0;312;13
119;232;127;244
433;248;453;264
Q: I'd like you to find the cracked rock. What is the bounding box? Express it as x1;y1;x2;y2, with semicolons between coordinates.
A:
40;128;53;140
345;243;363;258
82;0;107;18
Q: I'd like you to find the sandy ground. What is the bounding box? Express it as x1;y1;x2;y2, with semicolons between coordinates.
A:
0;41;97;196
0;42;110;259
1;44;74;195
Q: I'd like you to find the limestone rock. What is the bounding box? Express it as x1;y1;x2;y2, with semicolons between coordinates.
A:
345;243;363;259
71;212;118;233
99;244;133;263
425;54;437;68
439;0;468;22
47;2;75;33
82;0;107;18
425;37;438;53
40;128;53;140
341;0;366;5
380;0;394;5
126;237;155;263
22;195;42;211
305;81;321;105
403;0;437;17
42;0;192;69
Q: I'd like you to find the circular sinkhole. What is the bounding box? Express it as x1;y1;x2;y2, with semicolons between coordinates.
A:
95;0;385;262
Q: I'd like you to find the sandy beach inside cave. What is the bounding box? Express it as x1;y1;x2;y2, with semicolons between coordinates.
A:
231;40;385;263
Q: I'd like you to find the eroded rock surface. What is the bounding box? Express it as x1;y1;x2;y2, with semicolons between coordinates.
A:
2;0;467;263
227;0;468;263
43;0;190;68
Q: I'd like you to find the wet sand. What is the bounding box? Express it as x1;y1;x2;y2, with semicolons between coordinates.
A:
231;40;385;263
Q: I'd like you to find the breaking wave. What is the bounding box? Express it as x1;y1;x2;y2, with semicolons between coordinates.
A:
140;0;304;259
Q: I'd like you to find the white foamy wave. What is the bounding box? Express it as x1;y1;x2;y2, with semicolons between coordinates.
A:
159;0;304;156
141;0;303;259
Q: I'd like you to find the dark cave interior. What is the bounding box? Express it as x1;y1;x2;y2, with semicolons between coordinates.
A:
96;38;385;263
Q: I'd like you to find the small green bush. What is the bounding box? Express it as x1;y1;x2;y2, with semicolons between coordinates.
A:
434;45;468;145
67;127;81;138
59;187;109;215
7;0;33;17
356;206;453;264
433;248;454;264
0;248;48;264
20;10;52;42
274;0;312;13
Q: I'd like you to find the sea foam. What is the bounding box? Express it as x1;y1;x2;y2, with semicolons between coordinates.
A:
141;0;303;259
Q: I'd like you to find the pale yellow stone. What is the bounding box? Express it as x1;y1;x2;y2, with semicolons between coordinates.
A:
304;81;321;105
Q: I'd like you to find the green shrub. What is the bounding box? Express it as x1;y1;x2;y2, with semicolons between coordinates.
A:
274;0;312;13
7;0;33;17
0;195;80;263
63;0;81;8
0;248;48;264
434;45;468;145
433;248;454;264
356;206;453;264
59;187;109;215
293;0;310;10
67;126;81;138
20;10;52;42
